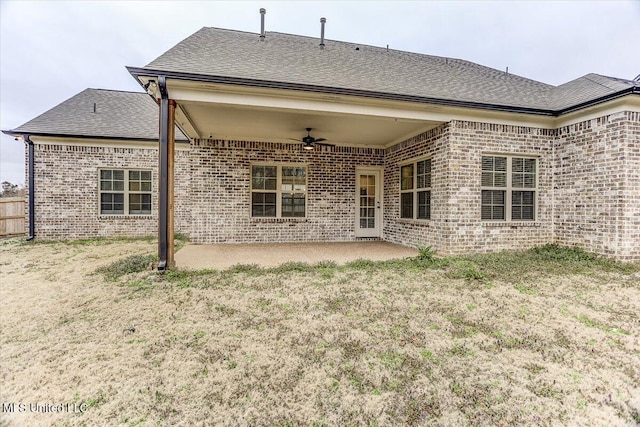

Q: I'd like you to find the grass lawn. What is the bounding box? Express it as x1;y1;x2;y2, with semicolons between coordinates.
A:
1;238;639;426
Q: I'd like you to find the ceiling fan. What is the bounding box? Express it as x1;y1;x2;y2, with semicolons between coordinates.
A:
290;128;333;150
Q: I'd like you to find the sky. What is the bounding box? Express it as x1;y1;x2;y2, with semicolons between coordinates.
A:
1;0;639;185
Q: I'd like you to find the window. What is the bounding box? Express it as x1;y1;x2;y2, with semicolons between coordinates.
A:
251;164;306;218
481;155;536;221
400;158;431;220
99;169;152;215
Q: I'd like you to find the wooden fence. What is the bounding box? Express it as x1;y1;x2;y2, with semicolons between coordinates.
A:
0;197;25;236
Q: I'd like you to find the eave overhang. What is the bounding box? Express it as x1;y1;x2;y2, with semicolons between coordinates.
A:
127;66;640;146
127;66;556;117
1;131;189;144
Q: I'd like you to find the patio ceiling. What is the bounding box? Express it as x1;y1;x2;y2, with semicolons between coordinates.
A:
178;101;439;147
131;75;563;147
162;79;444;147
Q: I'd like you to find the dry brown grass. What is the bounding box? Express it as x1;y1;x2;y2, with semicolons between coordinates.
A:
1;239;639;426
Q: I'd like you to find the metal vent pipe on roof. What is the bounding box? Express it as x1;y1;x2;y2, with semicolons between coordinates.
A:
320;17;326;48
260;8;266;40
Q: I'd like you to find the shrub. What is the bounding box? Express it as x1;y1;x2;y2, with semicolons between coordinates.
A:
416;245;436;261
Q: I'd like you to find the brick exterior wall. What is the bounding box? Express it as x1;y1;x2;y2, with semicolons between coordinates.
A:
383;121;555;255
25;110;639;261
26;143;190;240
382;124;451;252
188;139;384;243
554;111;640;261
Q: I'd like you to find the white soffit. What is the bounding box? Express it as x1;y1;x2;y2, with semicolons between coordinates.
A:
181;101;436;146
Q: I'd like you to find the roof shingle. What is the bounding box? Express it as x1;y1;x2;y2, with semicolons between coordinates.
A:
144;27;638;112
146;28;556;110
7;89;187;141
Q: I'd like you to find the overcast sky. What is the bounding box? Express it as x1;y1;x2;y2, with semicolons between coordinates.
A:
1;1;639;185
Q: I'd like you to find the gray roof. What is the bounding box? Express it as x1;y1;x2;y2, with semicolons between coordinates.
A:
146;28;555;110
143;27;638;112
549;73;639;110
6;89;187;141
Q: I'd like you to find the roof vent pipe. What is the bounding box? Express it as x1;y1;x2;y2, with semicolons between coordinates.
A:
259;8;266;40
320;17;326;48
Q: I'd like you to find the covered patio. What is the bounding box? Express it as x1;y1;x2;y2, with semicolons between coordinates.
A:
127;71;444;270
175;241;418;270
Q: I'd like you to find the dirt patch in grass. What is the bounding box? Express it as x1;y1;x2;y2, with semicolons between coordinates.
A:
1;239;639;426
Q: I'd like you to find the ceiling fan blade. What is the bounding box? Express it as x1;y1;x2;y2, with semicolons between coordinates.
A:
316;141;335;147
288;138;303;142
314;138;327;142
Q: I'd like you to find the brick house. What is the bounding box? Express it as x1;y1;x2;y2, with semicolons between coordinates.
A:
4;24;640;266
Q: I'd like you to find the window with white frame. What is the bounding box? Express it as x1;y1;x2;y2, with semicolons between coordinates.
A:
400;158;431;220
481;155;537;221
251;164;307;218
99;169;152;215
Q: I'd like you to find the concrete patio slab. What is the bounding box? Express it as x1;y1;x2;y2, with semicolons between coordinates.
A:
175;241;418;270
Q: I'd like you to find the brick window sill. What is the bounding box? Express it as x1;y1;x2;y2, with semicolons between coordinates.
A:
398;218;431;226
250;217;308;223
482;221;542;228
98;215;154;219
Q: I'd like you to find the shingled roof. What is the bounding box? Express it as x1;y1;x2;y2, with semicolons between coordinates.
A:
142;27;639;113
5;89;187;141
145;28;554;111
549;73;640;111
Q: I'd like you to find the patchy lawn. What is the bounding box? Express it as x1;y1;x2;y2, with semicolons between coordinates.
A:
1;239;639;426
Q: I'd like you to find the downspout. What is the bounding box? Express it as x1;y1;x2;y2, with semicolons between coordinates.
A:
25;135;35;240
158;76;169;271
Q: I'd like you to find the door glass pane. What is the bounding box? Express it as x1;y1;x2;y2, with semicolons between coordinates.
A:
359;173;377;228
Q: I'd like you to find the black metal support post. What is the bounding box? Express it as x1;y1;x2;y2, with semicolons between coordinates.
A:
158;76;169;271
25;135;35;240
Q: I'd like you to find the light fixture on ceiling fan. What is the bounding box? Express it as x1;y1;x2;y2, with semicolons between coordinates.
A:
290;128;333;150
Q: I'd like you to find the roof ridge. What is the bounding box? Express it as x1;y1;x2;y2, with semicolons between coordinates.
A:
203;26;259;36
195;27;499;71
85;88;148;95
583;74;633;91
233;29;553;87
269;30;467;62
588;73;638;86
